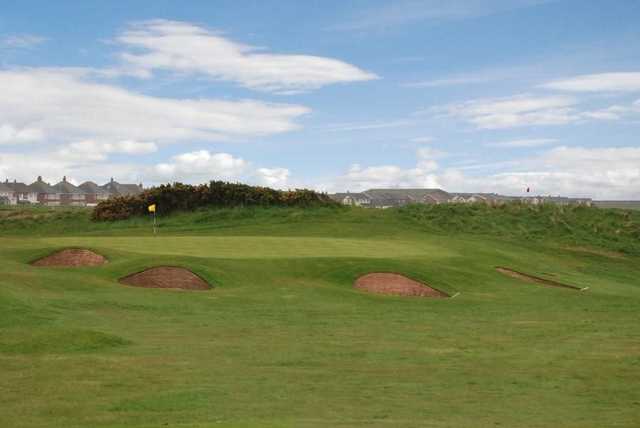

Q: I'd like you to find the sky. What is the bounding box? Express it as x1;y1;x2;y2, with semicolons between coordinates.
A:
1;0;639;199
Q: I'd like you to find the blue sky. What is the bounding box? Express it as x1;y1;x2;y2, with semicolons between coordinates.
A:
1;0;639;198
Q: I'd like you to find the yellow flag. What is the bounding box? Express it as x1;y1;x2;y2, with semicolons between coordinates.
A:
148;204;156;213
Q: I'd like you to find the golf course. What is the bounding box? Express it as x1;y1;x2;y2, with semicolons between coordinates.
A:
1;203;639;427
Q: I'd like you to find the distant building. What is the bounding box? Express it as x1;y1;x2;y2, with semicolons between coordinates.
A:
29;177;60;205
1;176;144;207
330;192;371;207
78;181;111;206
366;188;451;208
6;180;38;204
331;188;451;208
101;178;144;197
329;188;592;208
0;181;14;205
52;176;86;206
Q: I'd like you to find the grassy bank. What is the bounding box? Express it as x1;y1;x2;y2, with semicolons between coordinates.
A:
1;204;639;427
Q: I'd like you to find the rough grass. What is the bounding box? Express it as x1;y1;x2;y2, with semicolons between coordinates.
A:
2;203;639;253
0;204;639;427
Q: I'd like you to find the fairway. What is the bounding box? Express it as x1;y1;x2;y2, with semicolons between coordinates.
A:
1;206;639;427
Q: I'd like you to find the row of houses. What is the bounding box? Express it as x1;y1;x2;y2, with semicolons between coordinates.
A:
0;176;143;207
329;188;592;208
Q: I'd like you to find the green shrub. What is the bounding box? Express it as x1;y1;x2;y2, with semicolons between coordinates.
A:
92;181;336;221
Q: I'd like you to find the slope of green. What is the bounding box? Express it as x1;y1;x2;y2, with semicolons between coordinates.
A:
2;203;640;252
1;204;639;427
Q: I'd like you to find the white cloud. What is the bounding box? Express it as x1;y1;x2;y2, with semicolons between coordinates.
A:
324;119;412;132
450;147;640;199
148;150;295;188
327;145;640;199
116;20;377;93
0;68;309;146
438;94;579;129
581;104;637;121
337;164;441;190
410;136;434;144
151;150;248;182
0;152;142;186
540;146;640;172
1;34;47;49
255;168;290;188
333;0;550;31
404;75;495;88
403;64;538;88
0;124;44;144
57;140;158;161
542;72;640;92
105;140;158;155
0;147;294;190
485;138;557;148
328;147;442;191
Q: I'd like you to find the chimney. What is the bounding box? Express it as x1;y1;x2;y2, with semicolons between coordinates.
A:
37;176;42;182
110;177;114;183
63;176;67;182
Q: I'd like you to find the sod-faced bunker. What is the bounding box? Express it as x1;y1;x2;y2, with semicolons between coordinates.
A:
119;266;211;290
496;267;588;291
354;273;449;298
31;249;107;267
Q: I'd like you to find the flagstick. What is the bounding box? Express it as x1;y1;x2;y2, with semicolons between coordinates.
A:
153;211;157;235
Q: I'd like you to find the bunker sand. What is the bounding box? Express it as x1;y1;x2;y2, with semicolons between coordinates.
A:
119;266;211;290
354;273;449;298
31;249;107;267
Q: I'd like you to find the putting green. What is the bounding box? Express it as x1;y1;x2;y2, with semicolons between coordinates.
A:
38;235;453;259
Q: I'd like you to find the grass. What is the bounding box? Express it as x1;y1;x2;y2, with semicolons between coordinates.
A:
1;203;639;427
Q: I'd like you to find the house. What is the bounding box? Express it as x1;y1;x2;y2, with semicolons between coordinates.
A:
0;181;15;205
520;196;592;206
541;196;592;206
2;176;144;207
361;189;413;208
52;176;86;206
331;188;452;208
28;177;60;205
78;181;110;206
367;189;451;206
449;193;503;204
330;192;371;207
101;178;143;197
329;187;593;209
6;180;38;204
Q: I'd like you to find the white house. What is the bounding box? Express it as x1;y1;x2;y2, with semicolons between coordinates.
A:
0;182;16;205
5;180;38;204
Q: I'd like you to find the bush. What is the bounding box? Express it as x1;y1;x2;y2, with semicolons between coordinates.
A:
92;181;336;221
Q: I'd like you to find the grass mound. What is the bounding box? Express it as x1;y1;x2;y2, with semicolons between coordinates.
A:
2;202;638;255
120;266;211;290
398;202;640;255
354;273;449;298
31;248;107;267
